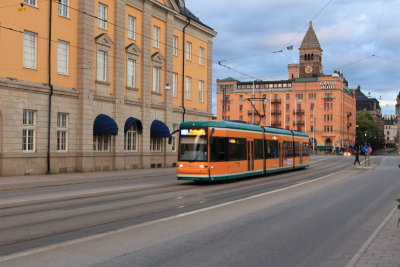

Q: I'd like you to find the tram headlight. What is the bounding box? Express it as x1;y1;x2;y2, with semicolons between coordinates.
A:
199;165;207;168
178;164;184;168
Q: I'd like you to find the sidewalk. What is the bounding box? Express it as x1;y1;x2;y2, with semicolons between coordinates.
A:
349;206;400;266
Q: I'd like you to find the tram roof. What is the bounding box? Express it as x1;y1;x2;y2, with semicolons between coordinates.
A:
180;121;308;137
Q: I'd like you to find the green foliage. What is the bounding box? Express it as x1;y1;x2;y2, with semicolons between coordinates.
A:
355;112;380;147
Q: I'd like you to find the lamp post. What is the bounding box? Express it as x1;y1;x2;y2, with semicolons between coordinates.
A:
252;79;255;124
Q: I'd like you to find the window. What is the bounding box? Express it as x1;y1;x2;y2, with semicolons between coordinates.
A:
286;104;290;111
286;93;290;100
173;36;178;56
24;0;36;6
185;76;191;100
199;80;204;102
98;3;107;29
23;31;37;69
58;0;69;17
128;15;136;39
172;72;178;97
185;41;192;61
93;134;110;151
265;140;279;159
153;26;160;48
296;93;303;100
283;141;293;157
226;138;246;161
127;58;136;88
210;137;226;162
57;40;69;75
152;66;161;93
150;137;163;152
309;93;316;99
22;110;35;151
310;103;314;110
97;49;108;81
199;47;205;65
124;124;138;151
239;95;243;101
57;113;68;151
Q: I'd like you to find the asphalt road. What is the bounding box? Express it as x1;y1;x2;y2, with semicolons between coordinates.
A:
0;155;399;266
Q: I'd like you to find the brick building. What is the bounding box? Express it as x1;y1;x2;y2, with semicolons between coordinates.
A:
0;0;216;176
217;22;356;152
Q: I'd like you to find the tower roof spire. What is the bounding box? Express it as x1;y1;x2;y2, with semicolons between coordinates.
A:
300;21;321;50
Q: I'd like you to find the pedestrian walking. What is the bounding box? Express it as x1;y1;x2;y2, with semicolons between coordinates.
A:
353;149;360;165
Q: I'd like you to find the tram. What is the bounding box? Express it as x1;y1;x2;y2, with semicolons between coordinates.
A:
176;121;310;181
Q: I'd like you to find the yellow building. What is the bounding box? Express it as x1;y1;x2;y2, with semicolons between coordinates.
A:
0;0;216;176
217;22;356;152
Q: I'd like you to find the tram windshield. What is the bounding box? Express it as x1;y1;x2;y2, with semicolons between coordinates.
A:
178;132;208;162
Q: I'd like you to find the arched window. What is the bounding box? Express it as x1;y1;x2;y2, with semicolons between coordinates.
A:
124;124;138;151
304;54;307;61
311;53;314;60
325;138;332;146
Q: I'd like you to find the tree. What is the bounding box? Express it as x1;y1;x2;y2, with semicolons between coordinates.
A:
355;112;379;147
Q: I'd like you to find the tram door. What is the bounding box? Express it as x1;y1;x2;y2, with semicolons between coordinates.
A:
279;142;283;167
247;140;254;171
300;143;304;164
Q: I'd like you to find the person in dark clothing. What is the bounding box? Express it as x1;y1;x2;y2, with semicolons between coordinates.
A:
353;149;361;165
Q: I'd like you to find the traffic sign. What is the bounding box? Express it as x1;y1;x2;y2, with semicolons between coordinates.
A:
362;146;369;153
368;147;373;153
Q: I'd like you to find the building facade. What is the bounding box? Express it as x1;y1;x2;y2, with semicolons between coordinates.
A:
217;22;356;152
352;87;385;139
383;115;398;148
0;0;216;176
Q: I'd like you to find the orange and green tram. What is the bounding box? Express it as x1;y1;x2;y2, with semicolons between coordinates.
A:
176;121;310;181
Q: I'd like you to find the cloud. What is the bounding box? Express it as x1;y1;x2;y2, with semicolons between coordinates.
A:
185;0;400;115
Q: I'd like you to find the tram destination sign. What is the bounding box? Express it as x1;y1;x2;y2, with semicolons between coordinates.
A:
180;128;206;136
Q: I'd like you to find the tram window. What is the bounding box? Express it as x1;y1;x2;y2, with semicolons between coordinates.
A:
227;138;246;161
303;142;310;156
294;142;300;157
265;140;279;158
210;137;226;162
179;135;208;161
254;139;264;159
283;141;293;157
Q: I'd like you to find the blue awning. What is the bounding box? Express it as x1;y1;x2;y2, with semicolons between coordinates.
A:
150;120;170;137
124;117;143;133
93;114;118;135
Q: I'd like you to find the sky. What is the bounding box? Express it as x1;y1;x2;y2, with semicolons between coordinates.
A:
185;0;400;116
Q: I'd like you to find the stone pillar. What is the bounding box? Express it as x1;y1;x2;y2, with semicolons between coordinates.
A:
113;0;126;170
76;0;95;172
141;1;153;168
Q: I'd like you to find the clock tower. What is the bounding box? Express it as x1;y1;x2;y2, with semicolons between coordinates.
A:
299;21;323;78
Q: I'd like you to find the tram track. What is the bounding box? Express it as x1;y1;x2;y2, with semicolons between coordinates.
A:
0;156;360;256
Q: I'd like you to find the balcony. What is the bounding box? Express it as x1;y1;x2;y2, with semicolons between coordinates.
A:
271;110;281;115
271;98;281;104
293;121;305;126
323;97;334;102
293;109;305;115
347;112;352;117
347;122;352;128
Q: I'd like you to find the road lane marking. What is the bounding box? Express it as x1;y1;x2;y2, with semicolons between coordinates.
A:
0;168;348;262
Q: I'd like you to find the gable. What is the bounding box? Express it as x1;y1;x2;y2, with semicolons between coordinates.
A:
94;33;113;47
151;52;165;64
125;43;142;56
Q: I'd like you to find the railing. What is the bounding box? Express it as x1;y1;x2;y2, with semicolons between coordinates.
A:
271;98;281;104
271;110;281;115
293;121;305;126
323;97;334;102
293;109;305;115
271;121;281;127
